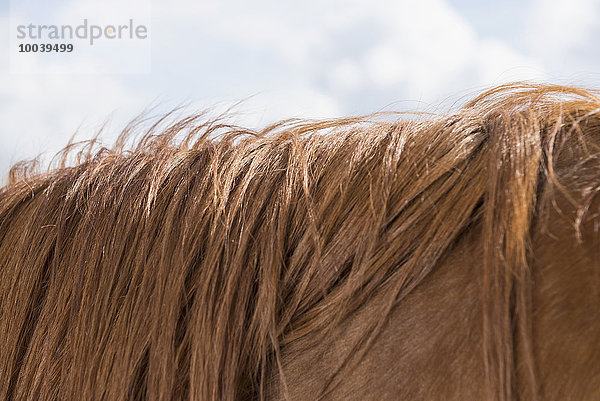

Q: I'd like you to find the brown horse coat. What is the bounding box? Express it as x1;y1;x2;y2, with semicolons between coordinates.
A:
1;83;599;400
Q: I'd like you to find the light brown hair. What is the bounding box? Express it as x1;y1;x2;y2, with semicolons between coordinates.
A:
1;82;599;400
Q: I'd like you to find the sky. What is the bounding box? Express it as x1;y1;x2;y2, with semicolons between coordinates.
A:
1;0;600;184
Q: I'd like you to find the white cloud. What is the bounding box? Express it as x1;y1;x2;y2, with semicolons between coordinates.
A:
0;72;147;181
6;0;592;183
150;0;546;106
527;0;600;57
519;0;600;89
329;60;363;91
473;38;547;85
0;11;148;180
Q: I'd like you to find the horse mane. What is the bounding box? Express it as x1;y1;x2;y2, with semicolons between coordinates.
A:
1;82;599;401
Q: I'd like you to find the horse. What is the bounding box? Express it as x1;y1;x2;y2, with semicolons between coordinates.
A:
1;82;599;400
